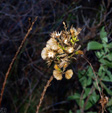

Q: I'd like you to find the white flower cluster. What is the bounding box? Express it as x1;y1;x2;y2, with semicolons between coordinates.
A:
41;24;82;80
41;37;64;60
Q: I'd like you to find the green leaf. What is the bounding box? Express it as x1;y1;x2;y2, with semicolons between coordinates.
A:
78;70;86;78
85;91;99;110
106;70;112;81
87;41;103;50
85;101;93;110
93;82;101;91
85;88;91;96
75;99;84;108
79;76;87;89
87;77;92;86
101;82;112;96
107;106;112;112
80;99;84;108
107;98;112;107
92;92;99;103
100;27;108;43
100;49;105;57
107;43;112;48
98;65;106;77
103;43;109;53
99;59;112;68
95;51;102;58
69;110;73;113
68;93;80;100
105;53;112;61
102;76;110;82
76;110;81;113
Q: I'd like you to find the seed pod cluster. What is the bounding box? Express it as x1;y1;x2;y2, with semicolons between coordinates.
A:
41;23;83;80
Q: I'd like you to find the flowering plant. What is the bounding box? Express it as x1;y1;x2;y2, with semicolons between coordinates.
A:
41;23;83;80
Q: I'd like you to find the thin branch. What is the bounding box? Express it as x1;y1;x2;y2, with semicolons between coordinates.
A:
0;16;37;107
82;55;102;97
83;86;95;110
36;76;54;113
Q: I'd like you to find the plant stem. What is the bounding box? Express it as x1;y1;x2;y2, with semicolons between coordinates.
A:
36;76;54;113
0;17;37;107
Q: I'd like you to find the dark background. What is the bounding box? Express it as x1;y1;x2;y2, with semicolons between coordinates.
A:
0;0;112;113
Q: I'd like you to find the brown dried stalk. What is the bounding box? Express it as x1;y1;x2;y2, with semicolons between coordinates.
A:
36;76;54;113
82;55;102;97
0;17;37;107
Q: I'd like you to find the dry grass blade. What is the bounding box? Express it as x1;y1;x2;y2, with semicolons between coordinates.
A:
0;17;38;107
36;76;54;113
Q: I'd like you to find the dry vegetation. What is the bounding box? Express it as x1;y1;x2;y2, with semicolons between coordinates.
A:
0;0;112;113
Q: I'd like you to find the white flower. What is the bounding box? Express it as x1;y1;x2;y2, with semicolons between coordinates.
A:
47;50;56;58
53;70;62;80
70;27;76;35
66;47;74;53
57;48;64;54
41;47;56;60
47;43;59;51
46;44;51;49
50;31;57;38
52;45;59;51
70;27;81;36
56;32;61;38
47;38;59;50
64;39;68;45
65;69;73;79
47;38;57;45
41;47;48;60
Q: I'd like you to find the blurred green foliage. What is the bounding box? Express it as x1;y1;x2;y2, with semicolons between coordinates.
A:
68;27;112;112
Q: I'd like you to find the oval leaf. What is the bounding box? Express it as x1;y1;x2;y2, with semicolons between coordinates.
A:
87;41;103;50
100;27;108;42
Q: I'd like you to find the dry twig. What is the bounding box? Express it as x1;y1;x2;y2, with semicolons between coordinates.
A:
36;76;54;113
82;55;102;97
0;17;37;107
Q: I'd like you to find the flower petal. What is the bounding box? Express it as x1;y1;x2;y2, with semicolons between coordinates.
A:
65;69;73;79
53;70;62;80
66;47;74;53
41;47;48;60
